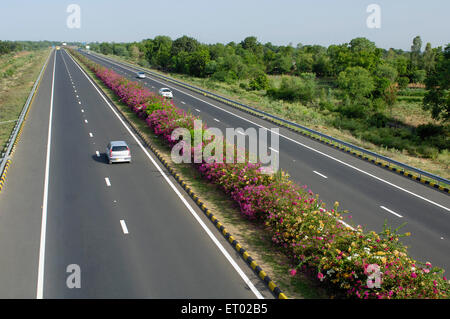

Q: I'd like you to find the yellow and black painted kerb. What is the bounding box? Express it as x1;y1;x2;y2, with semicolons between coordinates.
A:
136;67;449;195
0;50;51;193
73;52;289;299
0;159;11;192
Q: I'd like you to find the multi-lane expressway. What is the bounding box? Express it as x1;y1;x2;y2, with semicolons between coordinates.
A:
80;50;450;272
0;47;449;298
0;49;272;298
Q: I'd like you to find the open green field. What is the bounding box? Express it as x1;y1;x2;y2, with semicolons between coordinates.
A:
0;49;50;153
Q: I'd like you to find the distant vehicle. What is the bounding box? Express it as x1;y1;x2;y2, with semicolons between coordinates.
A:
136;71;146;79
158;88;173;99
56;46;60;50
106;141;131;164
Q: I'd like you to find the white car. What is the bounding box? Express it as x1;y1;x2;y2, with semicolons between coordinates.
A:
106;141;131;164
158;88;173;99
137;71;146;79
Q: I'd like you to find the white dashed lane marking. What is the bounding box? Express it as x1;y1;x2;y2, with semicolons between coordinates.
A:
380;206;403;218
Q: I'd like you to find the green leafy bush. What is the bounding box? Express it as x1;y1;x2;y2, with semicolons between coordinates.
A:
248;72;269;90
267;75;317;103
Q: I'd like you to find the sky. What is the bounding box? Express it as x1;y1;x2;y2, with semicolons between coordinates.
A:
0;0;448;50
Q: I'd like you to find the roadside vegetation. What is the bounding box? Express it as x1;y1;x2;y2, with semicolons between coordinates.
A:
71;49;450;299
0;44;50;153
86;36;449;178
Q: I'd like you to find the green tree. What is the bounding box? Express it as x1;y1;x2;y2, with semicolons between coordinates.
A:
384;83;399;113
171;36;199;56
423;44;450;121
271;53;293;74
373;63;398;98
409;35;422;76
129;45;141;60
337;66;375;99
113;44;128;56
397;76;410;89
327;38;381;75
144;36;173;69
240;36;261;54
248;72;269;90
295;52;314;74
100;42;113;55
412;69;426;83
187;48;210;77
423;42;437;73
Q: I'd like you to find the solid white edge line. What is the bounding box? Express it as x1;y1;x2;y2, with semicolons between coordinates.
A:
380;206;403;218
89;54;450;213
66;51;264;299
313;171;328;179
120;220;129;234
37;50;56;299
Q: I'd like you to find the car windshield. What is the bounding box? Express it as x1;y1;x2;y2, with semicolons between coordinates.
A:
162;89;170;92
112;146;128;151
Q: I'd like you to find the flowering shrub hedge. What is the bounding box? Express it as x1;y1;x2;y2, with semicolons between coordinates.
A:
71;50;450;299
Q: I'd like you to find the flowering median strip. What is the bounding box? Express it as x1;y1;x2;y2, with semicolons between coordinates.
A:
69;50;287;299
70;49;450;299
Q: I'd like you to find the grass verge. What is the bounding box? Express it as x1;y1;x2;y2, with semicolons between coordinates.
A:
0;49;50;152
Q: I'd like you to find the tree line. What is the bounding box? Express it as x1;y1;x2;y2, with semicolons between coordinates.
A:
0;40;79;55
87;35;448;122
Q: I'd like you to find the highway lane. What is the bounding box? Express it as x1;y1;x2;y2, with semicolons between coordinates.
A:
81;51;450;271
0;48;271;298
0;50;54;298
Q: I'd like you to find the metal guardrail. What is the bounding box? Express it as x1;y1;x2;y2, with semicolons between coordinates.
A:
86;50;450;188
0;50;51;179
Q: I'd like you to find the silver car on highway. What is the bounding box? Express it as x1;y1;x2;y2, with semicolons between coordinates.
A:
106;141;131;164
